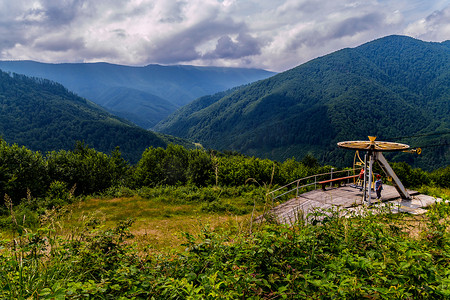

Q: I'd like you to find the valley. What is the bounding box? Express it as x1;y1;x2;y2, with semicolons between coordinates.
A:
0;34;449;299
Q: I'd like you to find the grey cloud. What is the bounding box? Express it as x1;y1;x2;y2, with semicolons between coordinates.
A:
329;13;385;39
405;5;450;41
112;29;127;39
424;5;450;29
287;12;386;51
26;0;87;26
34;36;85;52
0;26;26;49
0;0;448;71
146;16;246;63
0;0;87;54
159;1;187;23
0;19;36;52
149;36;201;63
276;1;322;18
79;47;123;61
203;33;262;59
104;1;155;23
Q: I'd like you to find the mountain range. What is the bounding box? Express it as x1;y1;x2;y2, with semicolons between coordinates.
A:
0;61;275;129
1;35;448;170
155;35;450;170
0;70;192;163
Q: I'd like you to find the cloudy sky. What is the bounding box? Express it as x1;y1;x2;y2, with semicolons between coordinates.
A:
1;0;449;72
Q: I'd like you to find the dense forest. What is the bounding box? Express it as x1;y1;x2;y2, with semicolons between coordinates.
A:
0;70;194;163
0;61;275;128
156;35;450;171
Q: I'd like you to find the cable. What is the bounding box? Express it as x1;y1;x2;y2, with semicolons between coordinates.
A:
385;130;450;141
411;142;450;149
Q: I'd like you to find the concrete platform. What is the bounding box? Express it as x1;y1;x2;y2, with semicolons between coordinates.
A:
265;184;442;225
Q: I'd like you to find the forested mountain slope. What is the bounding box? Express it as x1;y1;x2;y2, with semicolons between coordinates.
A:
156;35;450;170
0;61;275;128
0;70;188;163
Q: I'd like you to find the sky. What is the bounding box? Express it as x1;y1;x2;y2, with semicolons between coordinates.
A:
0;0;449;72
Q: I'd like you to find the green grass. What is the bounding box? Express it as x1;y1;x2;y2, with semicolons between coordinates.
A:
43;185;269;251
1;185;450;299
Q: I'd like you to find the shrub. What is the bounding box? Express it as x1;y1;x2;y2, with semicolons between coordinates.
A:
0;140;49;204
391;161;431;188
200;199;248;215
46;142;128;195
430;165;450;188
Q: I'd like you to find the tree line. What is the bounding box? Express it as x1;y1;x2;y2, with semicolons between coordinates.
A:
1;139;448;208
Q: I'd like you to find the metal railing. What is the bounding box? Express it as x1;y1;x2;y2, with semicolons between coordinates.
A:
267;168;357;204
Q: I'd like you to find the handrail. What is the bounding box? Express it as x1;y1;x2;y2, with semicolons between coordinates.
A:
268;168;358;204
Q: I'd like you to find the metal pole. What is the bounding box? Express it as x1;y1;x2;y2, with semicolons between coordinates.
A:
362;153;368;203
330;168;334;188
375;152;411;200
367;151;374;206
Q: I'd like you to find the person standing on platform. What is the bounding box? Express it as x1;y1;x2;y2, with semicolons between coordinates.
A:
358;168;365;190
375;174;383;200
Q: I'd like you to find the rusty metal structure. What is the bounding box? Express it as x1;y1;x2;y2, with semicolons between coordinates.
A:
338;136;421;205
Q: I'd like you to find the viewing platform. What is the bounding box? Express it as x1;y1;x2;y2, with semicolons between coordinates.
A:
263;137;442;225
266;184;441;225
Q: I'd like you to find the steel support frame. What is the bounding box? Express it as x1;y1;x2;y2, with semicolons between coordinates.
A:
374;151;410;200
362;151;374;205
362;150;410;205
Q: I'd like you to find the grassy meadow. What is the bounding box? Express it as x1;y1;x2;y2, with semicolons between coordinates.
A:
53;185;268;252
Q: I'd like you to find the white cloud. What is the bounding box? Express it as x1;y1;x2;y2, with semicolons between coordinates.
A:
0;0;448;72
404;5;450;41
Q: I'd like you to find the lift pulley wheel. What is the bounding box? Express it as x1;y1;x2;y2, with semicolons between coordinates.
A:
337;140;410;152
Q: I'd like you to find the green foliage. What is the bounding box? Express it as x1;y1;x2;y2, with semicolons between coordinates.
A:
131;185;265;208
133;146;331;189
216;154;276;186
430;165;450;188
425;201;450;246
46;181;74;206
391;162;432;188
187;149;215;186
47;142;130;195
0;70;170;163
133;144;193;187
200;199;248;215
156;35;450;171
0;138;447;211
0;139;49;204
2;202;450;298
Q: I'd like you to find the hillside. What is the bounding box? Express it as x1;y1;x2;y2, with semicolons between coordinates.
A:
0;61;275;128
0;70;187;163
155;35;450;170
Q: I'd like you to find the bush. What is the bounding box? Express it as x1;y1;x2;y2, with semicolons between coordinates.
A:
47;181;71;202
391;161;431;188
0;140;49;204
2;202;450;298
46;142;129;195
102;186;136;198
430;165;450;188
187;149;215;186
200;199;248;215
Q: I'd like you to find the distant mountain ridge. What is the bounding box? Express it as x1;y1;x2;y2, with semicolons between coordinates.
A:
0;70;192;163
0;61;275;128
155;35;450;170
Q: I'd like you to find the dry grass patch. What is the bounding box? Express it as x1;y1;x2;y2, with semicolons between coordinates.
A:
57;195;260;252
